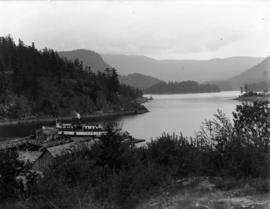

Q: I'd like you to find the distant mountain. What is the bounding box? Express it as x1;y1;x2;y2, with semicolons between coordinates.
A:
119;73;163;89
59;49;111;72
102;54;263;82
144;81;220;94
215;56;270;90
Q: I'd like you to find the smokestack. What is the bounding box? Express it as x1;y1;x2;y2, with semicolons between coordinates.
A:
73;111;81;120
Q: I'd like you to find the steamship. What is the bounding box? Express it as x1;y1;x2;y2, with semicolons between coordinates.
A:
56;122;107;137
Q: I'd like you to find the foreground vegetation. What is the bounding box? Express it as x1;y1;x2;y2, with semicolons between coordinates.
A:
0;36;144;120
0;100;268;209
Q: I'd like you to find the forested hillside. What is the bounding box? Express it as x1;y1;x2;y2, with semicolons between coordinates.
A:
0;36;144;119
144;81;220;94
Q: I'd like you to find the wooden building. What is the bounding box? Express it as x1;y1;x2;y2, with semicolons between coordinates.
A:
32;140;97;172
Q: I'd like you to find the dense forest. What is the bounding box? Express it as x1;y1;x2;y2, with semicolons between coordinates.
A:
0;36;144;119
144;80;220;94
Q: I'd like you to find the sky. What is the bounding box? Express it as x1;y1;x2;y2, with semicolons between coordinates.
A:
0;0;269;60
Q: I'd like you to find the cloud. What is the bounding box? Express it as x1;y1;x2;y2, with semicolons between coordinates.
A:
0;0;269;59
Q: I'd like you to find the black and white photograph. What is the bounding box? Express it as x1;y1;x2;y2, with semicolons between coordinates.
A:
0;0;269;208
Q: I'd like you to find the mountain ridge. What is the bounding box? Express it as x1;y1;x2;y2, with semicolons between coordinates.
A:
57;49;268;91
102;54;263;82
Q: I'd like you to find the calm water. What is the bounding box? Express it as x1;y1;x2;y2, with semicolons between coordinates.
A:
116;91;240;141
0;91;240;140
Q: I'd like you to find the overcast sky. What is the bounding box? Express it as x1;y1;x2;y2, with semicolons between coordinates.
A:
0;0;269;59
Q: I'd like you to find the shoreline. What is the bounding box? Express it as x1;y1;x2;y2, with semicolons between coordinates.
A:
0;109;149;127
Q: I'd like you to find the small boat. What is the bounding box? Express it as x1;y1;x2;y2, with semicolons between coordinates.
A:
56;122;107;137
